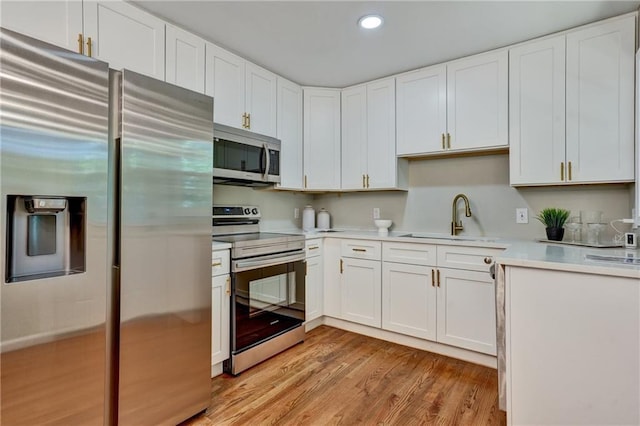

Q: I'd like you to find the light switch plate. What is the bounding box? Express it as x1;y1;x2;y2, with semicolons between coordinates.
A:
373;208;380;219
516;208;528;224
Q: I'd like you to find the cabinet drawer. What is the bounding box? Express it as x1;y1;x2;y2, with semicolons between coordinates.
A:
436;245;503;272
383;242;437;266
340;239;381;260
211;249;230;276
305;239;323;258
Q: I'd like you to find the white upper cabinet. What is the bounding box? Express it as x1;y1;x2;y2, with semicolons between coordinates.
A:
0;0;83;53
509;35;566;185
83;1;166;80
565;15;635;183
396;65;447;156
205;43;277;137
447;50;508;151
244;63;277;137
205;43;245;128
341;85;368;189
276;77;303;189
303;88;341;190
165;25;205;93
341;78;404;190
366;79;400;189
1;0;165;81
396;50;508;156
510;14;635;185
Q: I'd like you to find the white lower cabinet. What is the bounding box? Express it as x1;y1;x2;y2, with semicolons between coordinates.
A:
381;242;499;356
341;257;381;328
211;248;230;375
436;268;496;355
506;266;639;425
211;274;230;366
382;262;436;340
305;239;324;323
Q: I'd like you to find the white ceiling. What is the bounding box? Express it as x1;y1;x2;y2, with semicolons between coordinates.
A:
133;1;640;87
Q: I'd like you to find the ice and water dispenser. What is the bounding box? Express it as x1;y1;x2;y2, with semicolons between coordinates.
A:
5;195;86;282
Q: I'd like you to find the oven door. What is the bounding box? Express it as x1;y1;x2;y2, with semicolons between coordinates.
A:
231;252;305;354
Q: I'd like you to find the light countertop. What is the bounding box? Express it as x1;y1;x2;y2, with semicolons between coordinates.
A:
496;240;640;279
215;227;639;278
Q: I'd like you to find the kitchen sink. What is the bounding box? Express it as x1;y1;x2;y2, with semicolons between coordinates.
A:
399;233;498;243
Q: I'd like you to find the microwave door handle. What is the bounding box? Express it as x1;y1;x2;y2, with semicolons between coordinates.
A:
262;143;270;180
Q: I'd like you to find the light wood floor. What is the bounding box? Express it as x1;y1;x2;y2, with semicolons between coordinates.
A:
182;325;505;425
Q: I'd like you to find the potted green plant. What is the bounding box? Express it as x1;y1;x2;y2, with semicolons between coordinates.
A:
536;207;571;241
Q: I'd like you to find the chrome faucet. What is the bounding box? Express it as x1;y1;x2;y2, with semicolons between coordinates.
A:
451;193;472;236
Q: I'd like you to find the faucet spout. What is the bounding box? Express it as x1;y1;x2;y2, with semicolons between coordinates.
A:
451;193;472;236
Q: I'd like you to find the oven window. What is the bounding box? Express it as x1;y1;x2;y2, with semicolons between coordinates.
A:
233;260;305;352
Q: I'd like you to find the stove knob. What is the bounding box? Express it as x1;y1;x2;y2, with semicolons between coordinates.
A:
251;208;258;215
244;207;251;215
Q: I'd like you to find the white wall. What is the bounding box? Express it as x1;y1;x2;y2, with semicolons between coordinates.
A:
314;155;634;241
213;184;313;230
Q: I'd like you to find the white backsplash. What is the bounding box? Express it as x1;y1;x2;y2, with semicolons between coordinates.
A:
213;154;634;241
313;155;635;241
212;184;313;230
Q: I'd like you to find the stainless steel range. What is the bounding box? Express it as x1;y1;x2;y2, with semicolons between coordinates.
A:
212;205;306;375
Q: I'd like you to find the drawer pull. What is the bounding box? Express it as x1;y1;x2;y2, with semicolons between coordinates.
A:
308;246;319;250
212;261;222;267
483;257;492;265
352;248;367;252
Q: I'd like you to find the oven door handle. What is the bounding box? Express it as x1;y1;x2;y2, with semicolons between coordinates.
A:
233;251;305;272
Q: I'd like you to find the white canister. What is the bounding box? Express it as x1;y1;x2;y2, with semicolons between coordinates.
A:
317;208;330;230
302;205;315;231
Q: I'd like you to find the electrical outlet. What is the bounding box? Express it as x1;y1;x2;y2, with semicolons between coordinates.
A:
373;208;380;219
294;207;299;219
516;208;528;224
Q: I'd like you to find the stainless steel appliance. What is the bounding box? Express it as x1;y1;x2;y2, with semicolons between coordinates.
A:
212;205;305;375
212;123;281;187
1;28;213;425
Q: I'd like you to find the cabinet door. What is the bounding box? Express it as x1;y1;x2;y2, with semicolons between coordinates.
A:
212;274;230;366
323;239;342;318
305;255;324;322
205;43;245;129
366;78;397;189
0;1;83;53
245;62;277;137
382;262;436;340
83;1;165;80
165;25;205;93
396;65;447;156
566;15;635;183
276;77;303;189
341;257;381;328
437;268;496;355
509;35;566;185
341;85;368;189
303;88;341;190
447;50;508;151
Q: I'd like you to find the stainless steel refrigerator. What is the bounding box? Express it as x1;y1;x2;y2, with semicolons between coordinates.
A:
0;28;213;425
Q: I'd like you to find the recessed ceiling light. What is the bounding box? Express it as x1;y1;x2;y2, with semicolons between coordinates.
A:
358;15;383;30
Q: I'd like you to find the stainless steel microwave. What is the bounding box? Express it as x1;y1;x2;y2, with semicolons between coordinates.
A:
212;123;281;186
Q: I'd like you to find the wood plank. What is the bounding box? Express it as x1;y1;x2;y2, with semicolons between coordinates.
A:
181;325;505;425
